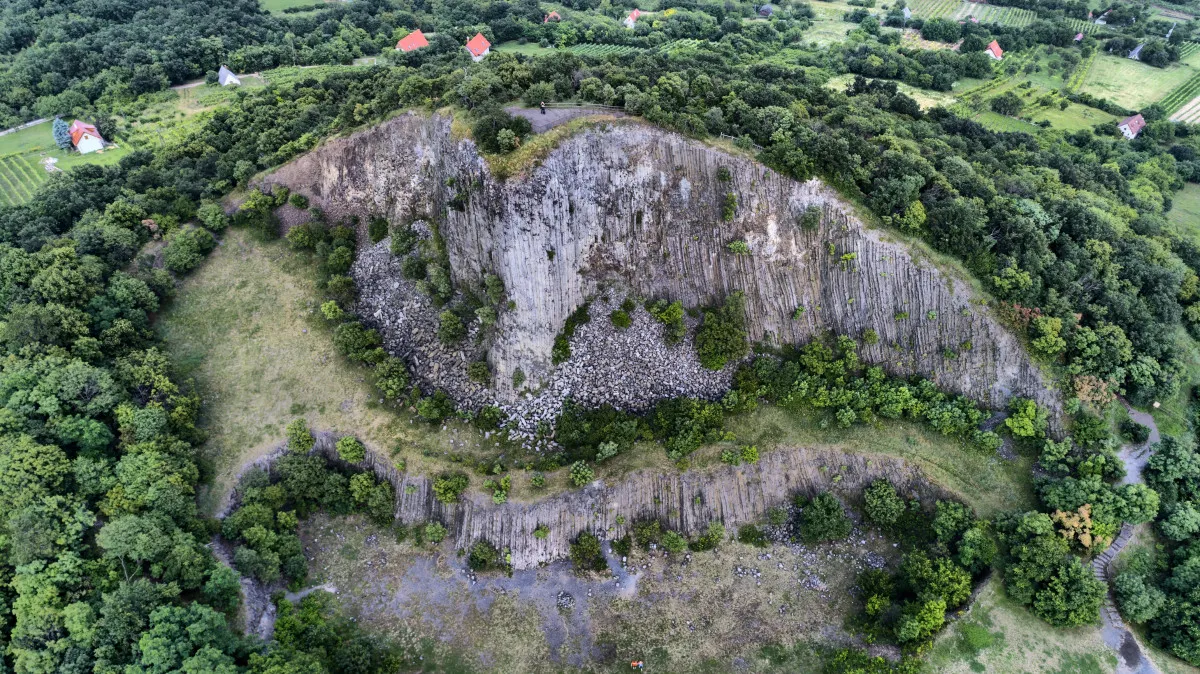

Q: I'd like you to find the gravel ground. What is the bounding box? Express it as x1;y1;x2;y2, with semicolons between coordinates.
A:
351;232;734;450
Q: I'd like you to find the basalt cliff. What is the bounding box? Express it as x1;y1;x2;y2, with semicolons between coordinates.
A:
259;111;1055;415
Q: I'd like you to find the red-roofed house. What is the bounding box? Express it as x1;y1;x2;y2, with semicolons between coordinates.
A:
1074;32;1084;42
985;40;1004;60
1118;113;1146;139
624;8;641;28
544;11;561;23
396;29;429;52
69;120;104;154
466;32;491;61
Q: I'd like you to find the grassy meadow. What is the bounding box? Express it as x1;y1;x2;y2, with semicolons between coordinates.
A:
0;120;130;206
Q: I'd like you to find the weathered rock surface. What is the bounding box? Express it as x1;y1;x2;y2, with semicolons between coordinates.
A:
232;433;956;571
260;111;1055;414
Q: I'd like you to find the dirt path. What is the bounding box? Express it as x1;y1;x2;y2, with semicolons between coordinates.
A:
504;105;625;133
1094;401;1162;674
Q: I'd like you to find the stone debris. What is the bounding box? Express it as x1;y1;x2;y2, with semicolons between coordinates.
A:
352;238;731;448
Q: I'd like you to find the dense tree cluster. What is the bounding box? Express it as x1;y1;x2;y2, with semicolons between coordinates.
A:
0;0;409;128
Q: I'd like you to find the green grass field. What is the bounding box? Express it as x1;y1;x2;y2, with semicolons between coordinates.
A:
493;40;557;56
928;577;1118;674
974;110;1039;133
0;120;130;206
260;0;329;12
1079;54;1200;110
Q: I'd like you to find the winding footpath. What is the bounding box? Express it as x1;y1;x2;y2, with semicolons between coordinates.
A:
1093;402;1162;674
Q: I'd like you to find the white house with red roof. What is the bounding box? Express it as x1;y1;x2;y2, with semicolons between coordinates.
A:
985;40;1003;60
624;8;641;28
69;120;104;154
544;11;561;23
466;32;491;61
396;29;429;52
1118;113;1146;139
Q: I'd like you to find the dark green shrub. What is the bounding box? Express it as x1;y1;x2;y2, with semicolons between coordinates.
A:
646;299;686;343
335;436;365;463
610;309;631;329
570;532;607;572
368;217;388;243
633;520;661;548
800;492;851;543
694;293;748;370
689;522;726;551
416;390;455;422
432;472;469;503
864;479;904;527
467;540;506;572
737;524;768;547
374;357;410;400
468;360;490;384
288;193;309;209
438;310;466;344
285;418;314;453
552;304;591;364
661;530;687;553
1120;419;1151;444
164;226;216;273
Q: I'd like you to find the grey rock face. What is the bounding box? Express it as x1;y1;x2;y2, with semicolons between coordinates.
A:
260;111;1055;414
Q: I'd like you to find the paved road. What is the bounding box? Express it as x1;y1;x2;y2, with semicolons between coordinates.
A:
504;105;624;134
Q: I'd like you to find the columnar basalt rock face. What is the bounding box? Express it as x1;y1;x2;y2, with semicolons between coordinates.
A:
312;438;953;571
260;111;1055;413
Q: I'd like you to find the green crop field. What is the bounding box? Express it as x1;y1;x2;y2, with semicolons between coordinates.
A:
1163;68;1200;120
952;2;1037;26
1066;17;1105;34
910;0;1035;25
493;40;556;56
567;43;646;57
1079;54;1199;110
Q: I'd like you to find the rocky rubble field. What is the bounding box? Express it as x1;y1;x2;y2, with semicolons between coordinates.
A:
351;233;733;449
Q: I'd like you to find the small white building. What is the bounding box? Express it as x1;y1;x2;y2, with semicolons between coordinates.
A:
1117;113;1146;140
218;65;240;86
465;33;491;62
902;7;912;20
69;120;104;155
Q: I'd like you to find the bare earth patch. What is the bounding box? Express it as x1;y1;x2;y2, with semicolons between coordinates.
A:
298;513;901;672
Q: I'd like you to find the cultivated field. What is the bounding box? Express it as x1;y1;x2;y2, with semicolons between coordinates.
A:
1079;54;1200;110
909;0;1036;26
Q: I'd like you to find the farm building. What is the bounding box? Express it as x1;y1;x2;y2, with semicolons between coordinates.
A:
1129;43;1144;60
758;4;775;17
1117;113;1146;139
217;65;240;86
69;120;104;154
465;33;491;61
986;40;1003;60
903;7;912;19
1074;32;1084;42
624;9;641;28
396;29;429;51
543;11;561;22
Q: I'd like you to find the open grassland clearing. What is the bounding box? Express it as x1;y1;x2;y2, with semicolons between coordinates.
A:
260;0;334;12
950;2;1037;27
0;119;129;206
927;577;1118;674
1080;54;1200;110
494;40;557;56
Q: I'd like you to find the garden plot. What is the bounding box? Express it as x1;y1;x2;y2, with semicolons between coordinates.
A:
1079;54;1199;110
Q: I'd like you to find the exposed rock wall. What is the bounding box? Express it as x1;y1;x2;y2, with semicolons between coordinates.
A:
260;111;1055;413
237;435;952;570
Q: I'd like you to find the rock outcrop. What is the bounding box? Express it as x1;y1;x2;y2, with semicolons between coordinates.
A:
260;111;1055;413
230;434;955;571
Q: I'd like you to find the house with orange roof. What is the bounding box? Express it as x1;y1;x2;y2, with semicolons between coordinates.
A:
624;8;641;28
466;32;491;61
985;40;1003;60
396;29;429;52
69;120;104;154
544;11;561;23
